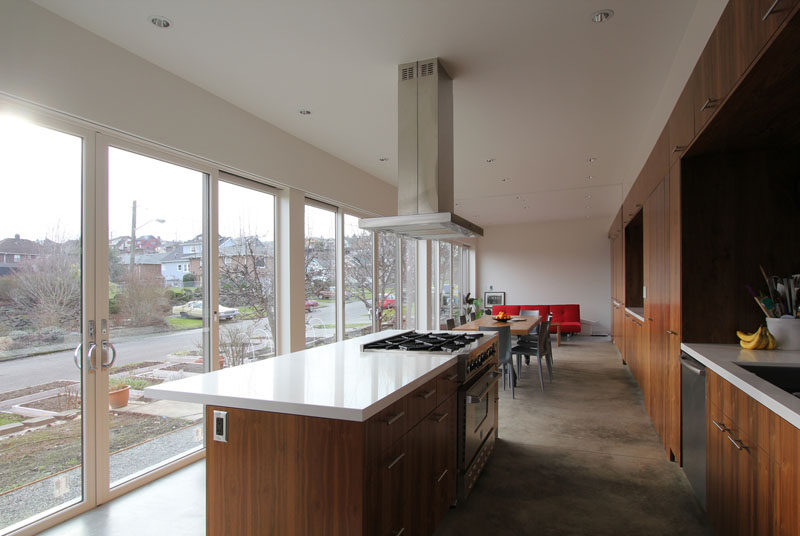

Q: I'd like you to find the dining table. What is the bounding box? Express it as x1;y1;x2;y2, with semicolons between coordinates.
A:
454;315;541;336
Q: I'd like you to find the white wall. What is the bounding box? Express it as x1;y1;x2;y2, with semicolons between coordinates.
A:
0;0;396;216
476;217;611;333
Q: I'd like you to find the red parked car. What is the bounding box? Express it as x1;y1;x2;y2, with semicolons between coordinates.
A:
305;299;319;312
381;295;396;309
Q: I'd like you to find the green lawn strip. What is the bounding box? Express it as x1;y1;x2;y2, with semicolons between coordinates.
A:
109;376;162;391
0;413;191;493
167;317;202;330
0;413;24;426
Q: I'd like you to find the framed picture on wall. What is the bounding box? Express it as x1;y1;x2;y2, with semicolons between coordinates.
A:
484;291;505;307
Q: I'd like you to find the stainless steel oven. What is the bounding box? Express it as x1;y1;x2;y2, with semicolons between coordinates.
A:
458;364;500;501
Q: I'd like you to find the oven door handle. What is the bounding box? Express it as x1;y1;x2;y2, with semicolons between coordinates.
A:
466;371;501;404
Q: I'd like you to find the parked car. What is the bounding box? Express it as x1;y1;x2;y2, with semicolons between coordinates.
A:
172;301;239;320
381;294;396;309
305;299;319;312
317;287;335;299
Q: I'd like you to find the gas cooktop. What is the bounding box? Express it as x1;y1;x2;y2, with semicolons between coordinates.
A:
361;331;484;354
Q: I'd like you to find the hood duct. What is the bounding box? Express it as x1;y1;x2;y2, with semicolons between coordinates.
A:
359;58;483;240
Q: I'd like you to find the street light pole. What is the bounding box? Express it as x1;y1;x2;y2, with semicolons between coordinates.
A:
129;200;137;274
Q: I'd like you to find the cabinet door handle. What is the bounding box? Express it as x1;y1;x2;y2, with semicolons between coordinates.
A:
385;411;405;426
647;317;654;322
436;468;449;483
762;0;781;21
727;434;744;451
432;412;449;423
419;389;436;400
446;373;458;382
700;97;719;111
666;330;678;336
392;528;405;536
672;145;686;153
387;452;405;470
712;419;727;432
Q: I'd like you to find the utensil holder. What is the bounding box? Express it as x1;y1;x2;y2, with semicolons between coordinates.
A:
766;317;800;350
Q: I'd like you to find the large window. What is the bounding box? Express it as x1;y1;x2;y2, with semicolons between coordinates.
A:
438;241;452;327
304;203;337;347
401;237;416;329
453;244;462;319
376;232;397;331
343;214;372;339
217;178;276;366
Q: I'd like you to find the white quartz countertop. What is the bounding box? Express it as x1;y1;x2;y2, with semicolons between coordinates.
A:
145;330;487;422
681;343;800;429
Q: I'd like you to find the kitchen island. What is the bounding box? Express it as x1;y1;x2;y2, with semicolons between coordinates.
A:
146;330;498;536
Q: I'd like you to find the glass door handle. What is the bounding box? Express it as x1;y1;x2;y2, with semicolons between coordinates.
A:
101;341;118;369
73;343;97;371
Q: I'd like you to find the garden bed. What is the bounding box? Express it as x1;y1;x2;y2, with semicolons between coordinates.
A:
0;381;77;403
0;413;195;494
161;363;204;374
108;361;162;374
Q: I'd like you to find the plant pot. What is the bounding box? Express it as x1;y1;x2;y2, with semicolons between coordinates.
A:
108;385;130;409
766;317;800;350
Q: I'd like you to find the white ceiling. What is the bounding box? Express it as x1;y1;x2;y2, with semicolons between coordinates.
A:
33;0;709;226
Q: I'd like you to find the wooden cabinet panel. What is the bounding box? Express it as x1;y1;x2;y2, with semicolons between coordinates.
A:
366;396;409;461
694;1;738;132
433;394;458;524
436;366;458;406
407;376;438;427
668;82;694;166
370;436;409;536
734;0;800;80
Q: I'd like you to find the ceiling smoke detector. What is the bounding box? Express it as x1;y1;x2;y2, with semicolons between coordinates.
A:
591;10;614;23
150;16;172;29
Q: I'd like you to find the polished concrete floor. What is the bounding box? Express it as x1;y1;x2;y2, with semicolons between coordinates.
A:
42;337;710;535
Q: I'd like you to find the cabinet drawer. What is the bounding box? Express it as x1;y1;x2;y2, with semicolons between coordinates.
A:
366;397;409;460
436;365;459;406
408;377;439;427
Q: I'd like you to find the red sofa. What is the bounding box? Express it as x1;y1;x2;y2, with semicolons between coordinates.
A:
491;304;581;335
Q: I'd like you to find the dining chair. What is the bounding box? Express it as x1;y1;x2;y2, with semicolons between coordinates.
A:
459;315;467;325
446;318;456;330
511;318;552;392
479;325;514;399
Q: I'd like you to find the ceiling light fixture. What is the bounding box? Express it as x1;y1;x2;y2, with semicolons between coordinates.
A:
591;9;614;23
588;156;598;164
378;156;389;162
150;16;172;29
585;175;593;181
298;109;312;116
486;158;496;163
585;194;592;199
499;177;511;183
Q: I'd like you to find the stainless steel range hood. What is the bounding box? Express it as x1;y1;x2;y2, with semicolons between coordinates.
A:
359;58;483;240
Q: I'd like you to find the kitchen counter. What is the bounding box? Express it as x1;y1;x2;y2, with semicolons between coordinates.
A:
146;330;478;422
681;342;800;429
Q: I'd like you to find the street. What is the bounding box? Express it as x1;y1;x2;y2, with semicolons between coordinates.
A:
0;301;371;394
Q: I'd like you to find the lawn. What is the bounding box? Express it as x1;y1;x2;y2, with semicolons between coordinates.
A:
167;317;202;330
0;413;24;427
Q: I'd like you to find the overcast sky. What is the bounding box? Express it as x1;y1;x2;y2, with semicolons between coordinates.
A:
0;115;339;244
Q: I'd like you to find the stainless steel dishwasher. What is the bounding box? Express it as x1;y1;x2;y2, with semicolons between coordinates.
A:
680;352;706;510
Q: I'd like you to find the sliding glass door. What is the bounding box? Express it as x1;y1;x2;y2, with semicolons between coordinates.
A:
0;112;92;533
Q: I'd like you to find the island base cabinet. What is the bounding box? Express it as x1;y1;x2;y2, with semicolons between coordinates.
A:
204;406;366;536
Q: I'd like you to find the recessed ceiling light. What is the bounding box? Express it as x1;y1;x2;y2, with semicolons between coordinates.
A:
499;177;511;183
298;109;311;116
591;9;614;23
486;158;496;163
585;175;593;181
588;156;598;164
150;16;172;29
585;194;592;199
378;156;389;162
585;205;591;209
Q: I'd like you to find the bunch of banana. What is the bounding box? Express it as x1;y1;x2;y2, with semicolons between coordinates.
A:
736;327;776;350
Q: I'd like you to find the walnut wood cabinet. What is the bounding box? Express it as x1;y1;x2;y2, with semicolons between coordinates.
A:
205;365;460;536
706;371;800;536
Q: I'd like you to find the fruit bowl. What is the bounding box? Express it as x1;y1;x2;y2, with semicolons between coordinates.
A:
493;316;510;323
